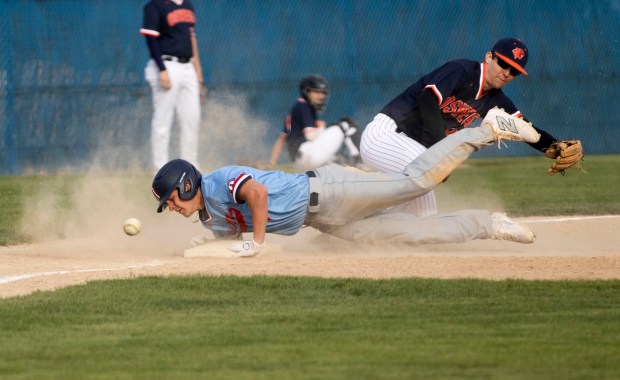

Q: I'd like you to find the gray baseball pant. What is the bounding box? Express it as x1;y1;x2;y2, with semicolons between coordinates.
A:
305;125;496;244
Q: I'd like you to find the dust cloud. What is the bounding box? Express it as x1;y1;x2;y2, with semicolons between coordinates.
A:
19;93;275;252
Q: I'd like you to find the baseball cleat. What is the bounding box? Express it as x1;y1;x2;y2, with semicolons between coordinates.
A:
491;212;535;244
483;107;541;146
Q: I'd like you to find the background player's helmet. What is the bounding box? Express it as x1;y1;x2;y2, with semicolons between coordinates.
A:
152;159;202;213
299;75;329;113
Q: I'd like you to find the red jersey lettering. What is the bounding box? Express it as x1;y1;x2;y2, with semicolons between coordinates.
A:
225;208;248;233
167;9;195;27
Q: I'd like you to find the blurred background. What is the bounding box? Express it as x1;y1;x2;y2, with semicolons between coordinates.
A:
1;0;619;174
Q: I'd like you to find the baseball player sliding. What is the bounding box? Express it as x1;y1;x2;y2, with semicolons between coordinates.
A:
360;37;584;218
152;107;540;257
140;0;207;171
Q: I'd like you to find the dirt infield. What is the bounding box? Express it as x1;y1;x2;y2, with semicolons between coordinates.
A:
1;215;619;299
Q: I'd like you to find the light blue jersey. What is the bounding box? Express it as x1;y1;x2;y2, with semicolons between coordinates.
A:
200;166;310;236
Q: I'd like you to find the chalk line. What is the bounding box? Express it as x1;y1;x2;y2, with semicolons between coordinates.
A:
0;261;165;285
525;215;620;223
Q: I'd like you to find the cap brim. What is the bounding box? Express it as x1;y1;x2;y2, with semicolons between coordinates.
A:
494;51;528;75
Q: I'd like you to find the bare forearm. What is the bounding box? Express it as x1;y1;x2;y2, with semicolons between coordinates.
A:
248;193;268;244
189;27;204;83
269;135;287;165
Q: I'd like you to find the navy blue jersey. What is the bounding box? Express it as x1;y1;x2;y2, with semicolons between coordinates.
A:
200;166;310;236
140;0;196;58
381;59;518;148
281;98;320;160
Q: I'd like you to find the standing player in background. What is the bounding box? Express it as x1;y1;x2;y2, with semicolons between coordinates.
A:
360;38;583;217
267;75;361;170
140;0;207;171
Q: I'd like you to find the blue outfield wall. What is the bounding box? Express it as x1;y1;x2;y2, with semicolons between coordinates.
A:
1;0;619;174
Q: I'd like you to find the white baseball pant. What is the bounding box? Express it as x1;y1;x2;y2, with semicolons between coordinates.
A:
295;125;345;171
145;59;201;171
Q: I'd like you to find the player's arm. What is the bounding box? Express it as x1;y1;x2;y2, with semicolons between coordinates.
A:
417;88;446;146
269;133;287;166
522;121;583;175
144;36;166;72
527;124;556;152
236;179;268;246
140;5;170;89
189;27;207;102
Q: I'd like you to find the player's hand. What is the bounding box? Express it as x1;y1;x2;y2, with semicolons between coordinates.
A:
159;71;171;90
227;240;264;257
199;82;208;104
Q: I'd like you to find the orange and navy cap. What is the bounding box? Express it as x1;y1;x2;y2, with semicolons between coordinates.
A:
492;38;529;76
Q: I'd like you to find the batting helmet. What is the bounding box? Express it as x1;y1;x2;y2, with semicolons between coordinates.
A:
152;159;202;213
299;75;329;113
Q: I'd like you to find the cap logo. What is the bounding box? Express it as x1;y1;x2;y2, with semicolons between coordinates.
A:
512;47;526;60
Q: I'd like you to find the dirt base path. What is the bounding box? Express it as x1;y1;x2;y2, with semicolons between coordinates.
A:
1;215;619;299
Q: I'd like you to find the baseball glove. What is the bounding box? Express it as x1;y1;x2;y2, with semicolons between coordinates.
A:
544;140;585;175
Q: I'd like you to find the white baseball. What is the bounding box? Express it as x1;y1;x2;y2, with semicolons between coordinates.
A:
123;218;141;236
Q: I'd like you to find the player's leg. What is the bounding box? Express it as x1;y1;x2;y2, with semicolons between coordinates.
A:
360;113;437;217
326;209;534;244
311;126;494;225
326;209;493;244
295;126;345;170
146;60;180;170
176;63;201;166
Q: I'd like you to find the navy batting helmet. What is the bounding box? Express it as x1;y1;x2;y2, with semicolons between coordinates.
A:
299;75;329;113
152;159;202;213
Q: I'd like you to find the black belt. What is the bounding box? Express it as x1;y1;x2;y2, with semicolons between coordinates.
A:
162;55;191;63
305;171;319;208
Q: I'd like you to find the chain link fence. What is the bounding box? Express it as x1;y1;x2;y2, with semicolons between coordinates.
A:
1;0;618;174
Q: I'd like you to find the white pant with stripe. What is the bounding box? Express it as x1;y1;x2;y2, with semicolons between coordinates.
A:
360;113;437;217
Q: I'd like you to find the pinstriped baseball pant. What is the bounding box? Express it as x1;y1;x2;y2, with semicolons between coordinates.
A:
360;113;437;217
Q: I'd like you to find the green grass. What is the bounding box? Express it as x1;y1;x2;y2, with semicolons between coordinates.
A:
1;155;619;378
1;276;619;379
437;154;620;216
0;172;151;246
0;175;74;245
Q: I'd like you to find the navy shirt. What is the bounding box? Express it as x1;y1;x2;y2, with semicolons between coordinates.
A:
140;0;196;58
281;98;321;160
381;59;519;148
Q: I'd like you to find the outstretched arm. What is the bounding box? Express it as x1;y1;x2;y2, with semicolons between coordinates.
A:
527;125;556;153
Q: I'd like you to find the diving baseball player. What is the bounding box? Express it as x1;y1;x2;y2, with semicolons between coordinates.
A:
360;37;583;218
152;107;541;257
140;0;207;171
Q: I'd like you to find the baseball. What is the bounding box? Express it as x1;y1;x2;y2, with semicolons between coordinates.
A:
123;218;141;236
